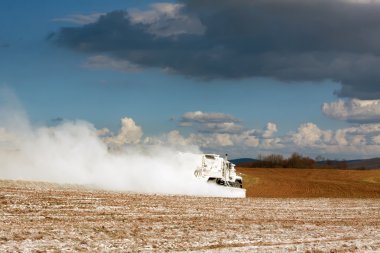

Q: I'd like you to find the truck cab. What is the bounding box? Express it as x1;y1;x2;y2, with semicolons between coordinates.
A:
194;154;243;188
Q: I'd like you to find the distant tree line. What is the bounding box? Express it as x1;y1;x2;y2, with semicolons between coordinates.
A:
239;153;348;169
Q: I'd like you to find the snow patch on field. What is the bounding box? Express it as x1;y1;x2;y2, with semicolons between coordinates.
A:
0;180;379;252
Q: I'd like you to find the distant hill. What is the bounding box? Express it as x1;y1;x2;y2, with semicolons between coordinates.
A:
318;158;380;170
348;158;380;169
230;158;258;165
233;157;380;169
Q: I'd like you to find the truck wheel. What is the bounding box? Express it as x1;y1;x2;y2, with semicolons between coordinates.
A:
235;180;242;188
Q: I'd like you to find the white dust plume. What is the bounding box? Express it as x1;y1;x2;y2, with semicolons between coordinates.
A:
0;89;244;198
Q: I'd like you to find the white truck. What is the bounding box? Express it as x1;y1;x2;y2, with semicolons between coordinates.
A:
194;154;243;188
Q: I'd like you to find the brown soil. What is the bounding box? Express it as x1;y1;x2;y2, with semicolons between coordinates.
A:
238;167;380;198
1;179;380;252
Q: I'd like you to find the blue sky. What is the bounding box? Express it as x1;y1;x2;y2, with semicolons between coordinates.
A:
2;0;380;159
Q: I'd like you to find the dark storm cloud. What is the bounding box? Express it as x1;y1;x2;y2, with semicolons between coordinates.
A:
53;0;380;99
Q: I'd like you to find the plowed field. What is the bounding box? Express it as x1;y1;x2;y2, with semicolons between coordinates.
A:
238;168;380;198
1;179;380;252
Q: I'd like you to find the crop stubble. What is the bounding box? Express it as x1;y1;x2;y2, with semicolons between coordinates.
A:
0;179;379;252
239;168;380;198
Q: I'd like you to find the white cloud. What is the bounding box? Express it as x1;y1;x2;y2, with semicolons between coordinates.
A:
166;130;188;146
97;112;380;159
334;129;348;146
346;0;380;3
180;111;241;134
243;136;260;147
113;116;380;159
145;131;235;149
330;124;380;147
129;3;183;23
234;126;282;149
162;120;281;151
351;135;366;145
187;133;211;147
260;138;278;148
344;123;380;134
104;117;143;145
236;132;260;147
178;121;192;127
372;135;380;144
96;128;111;137
82;55;140;72
53;13;104;25
322;98;380;123
288;122;380;154
181;111;238;124
200;122;242;134
128;3;205;37
294;123;380;157
322;130;333;143
262;122;278;138
292;123;323;146
214;134;234;146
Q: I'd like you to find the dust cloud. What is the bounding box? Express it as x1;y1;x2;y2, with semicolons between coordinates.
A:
0;88;244;198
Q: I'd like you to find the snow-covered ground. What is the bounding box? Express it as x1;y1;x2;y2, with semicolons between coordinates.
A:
0;179;379;252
